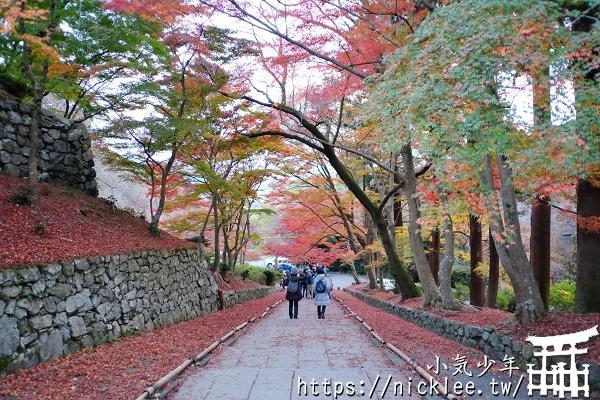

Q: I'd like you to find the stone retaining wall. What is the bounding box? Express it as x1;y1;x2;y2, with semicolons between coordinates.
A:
345;288;600;392
218;287;280;309
0;248;218;376
0;93;98;195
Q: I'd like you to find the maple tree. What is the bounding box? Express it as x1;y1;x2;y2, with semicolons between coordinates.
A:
196;0;448;300
165;127;278;274
267;148;367;281
100;0;252;236
49;0;166;122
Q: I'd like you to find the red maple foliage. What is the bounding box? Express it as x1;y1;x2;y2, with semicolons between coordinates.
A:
0;293;283;400
0;174;194;269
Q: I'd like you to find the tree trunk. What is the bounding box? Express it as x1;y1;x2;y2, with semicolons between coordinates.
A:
386;154;397;244
530;196;551;312
480;153;546;323
212;195;220;271
400;143;441;306
485;228;499;308
530;67;552;313
394;190;403;226
331;190;361;283
377;266;384;291
364;212;378;289
469;215;485;307
366;265;377;289
320;142;420;298
22;45;49;205
429;229;440;286
148;150;177;235
575;178;600;313
28;100;41;202
223;225;234;274
374;215;419;297
439;213;458;308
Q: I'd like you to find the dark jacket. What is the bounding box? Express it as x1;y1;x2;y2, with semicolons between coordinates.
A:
300;273;308;288
283;274;303;301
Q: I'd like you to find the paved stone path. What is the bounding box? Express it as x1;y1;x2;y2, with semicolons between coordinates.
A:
172;297;425;400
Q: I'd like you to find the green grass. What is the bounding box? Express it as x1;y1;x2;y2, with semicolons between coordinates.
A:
235;265;267;285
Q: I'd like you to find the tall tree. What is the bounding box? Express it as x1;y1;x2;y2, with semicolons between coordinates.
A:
529;66;552;312
469;215;485;307
428;229;440;286
101;2;247;234
485;228;499;308
567;1;600;313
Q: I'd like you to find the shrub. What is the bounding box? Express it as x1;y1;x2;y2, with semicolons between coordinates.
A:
453;283;470;302
263;269;276;286
241;269;250;280
496;288;516;312
451;269;470;288
549;280;575;312
234;265;266;285
219;262;232;275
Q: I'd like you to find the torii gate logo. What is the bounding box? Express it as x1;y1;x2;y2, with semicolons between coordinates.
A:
526;325;598;398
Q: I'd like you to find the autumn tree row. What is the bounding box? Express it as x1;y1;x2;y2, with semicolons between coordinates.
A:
3;0;599;323
193;0;600;323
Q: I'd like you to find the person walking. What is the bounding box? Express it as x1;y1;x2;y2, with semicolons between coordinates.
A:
313;267;332;319
306;270;313;299
283;266;303;319
300;271;308;298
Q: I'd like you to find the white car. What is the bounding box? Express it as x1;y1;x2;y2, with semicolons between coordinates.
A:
377;278;396;290
383;278;396;290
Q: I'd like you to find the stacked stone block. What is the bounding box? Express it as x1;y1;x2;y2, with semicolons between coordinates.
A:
0;94;97;195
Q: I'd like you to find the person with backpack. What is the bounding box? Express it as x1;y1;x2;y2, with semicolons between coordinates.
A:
283;266;303;319
313;267;333;319
305;270;313;299
300;271;308;298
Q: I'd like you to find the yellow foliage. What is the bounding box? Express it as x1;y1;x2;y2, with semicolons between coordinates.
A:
473;261;489;278
49;63;81;78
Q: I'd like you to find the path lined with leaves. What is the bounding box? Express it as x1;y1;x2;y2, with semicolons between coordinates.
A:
172;296;422;400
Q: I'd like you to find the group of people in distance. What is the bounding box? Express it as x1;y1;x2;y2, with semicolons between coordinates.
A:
283;264;333;320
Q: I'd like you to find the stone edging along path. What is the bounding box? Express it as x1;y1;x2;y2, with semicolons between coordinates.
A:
344;288;600;392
